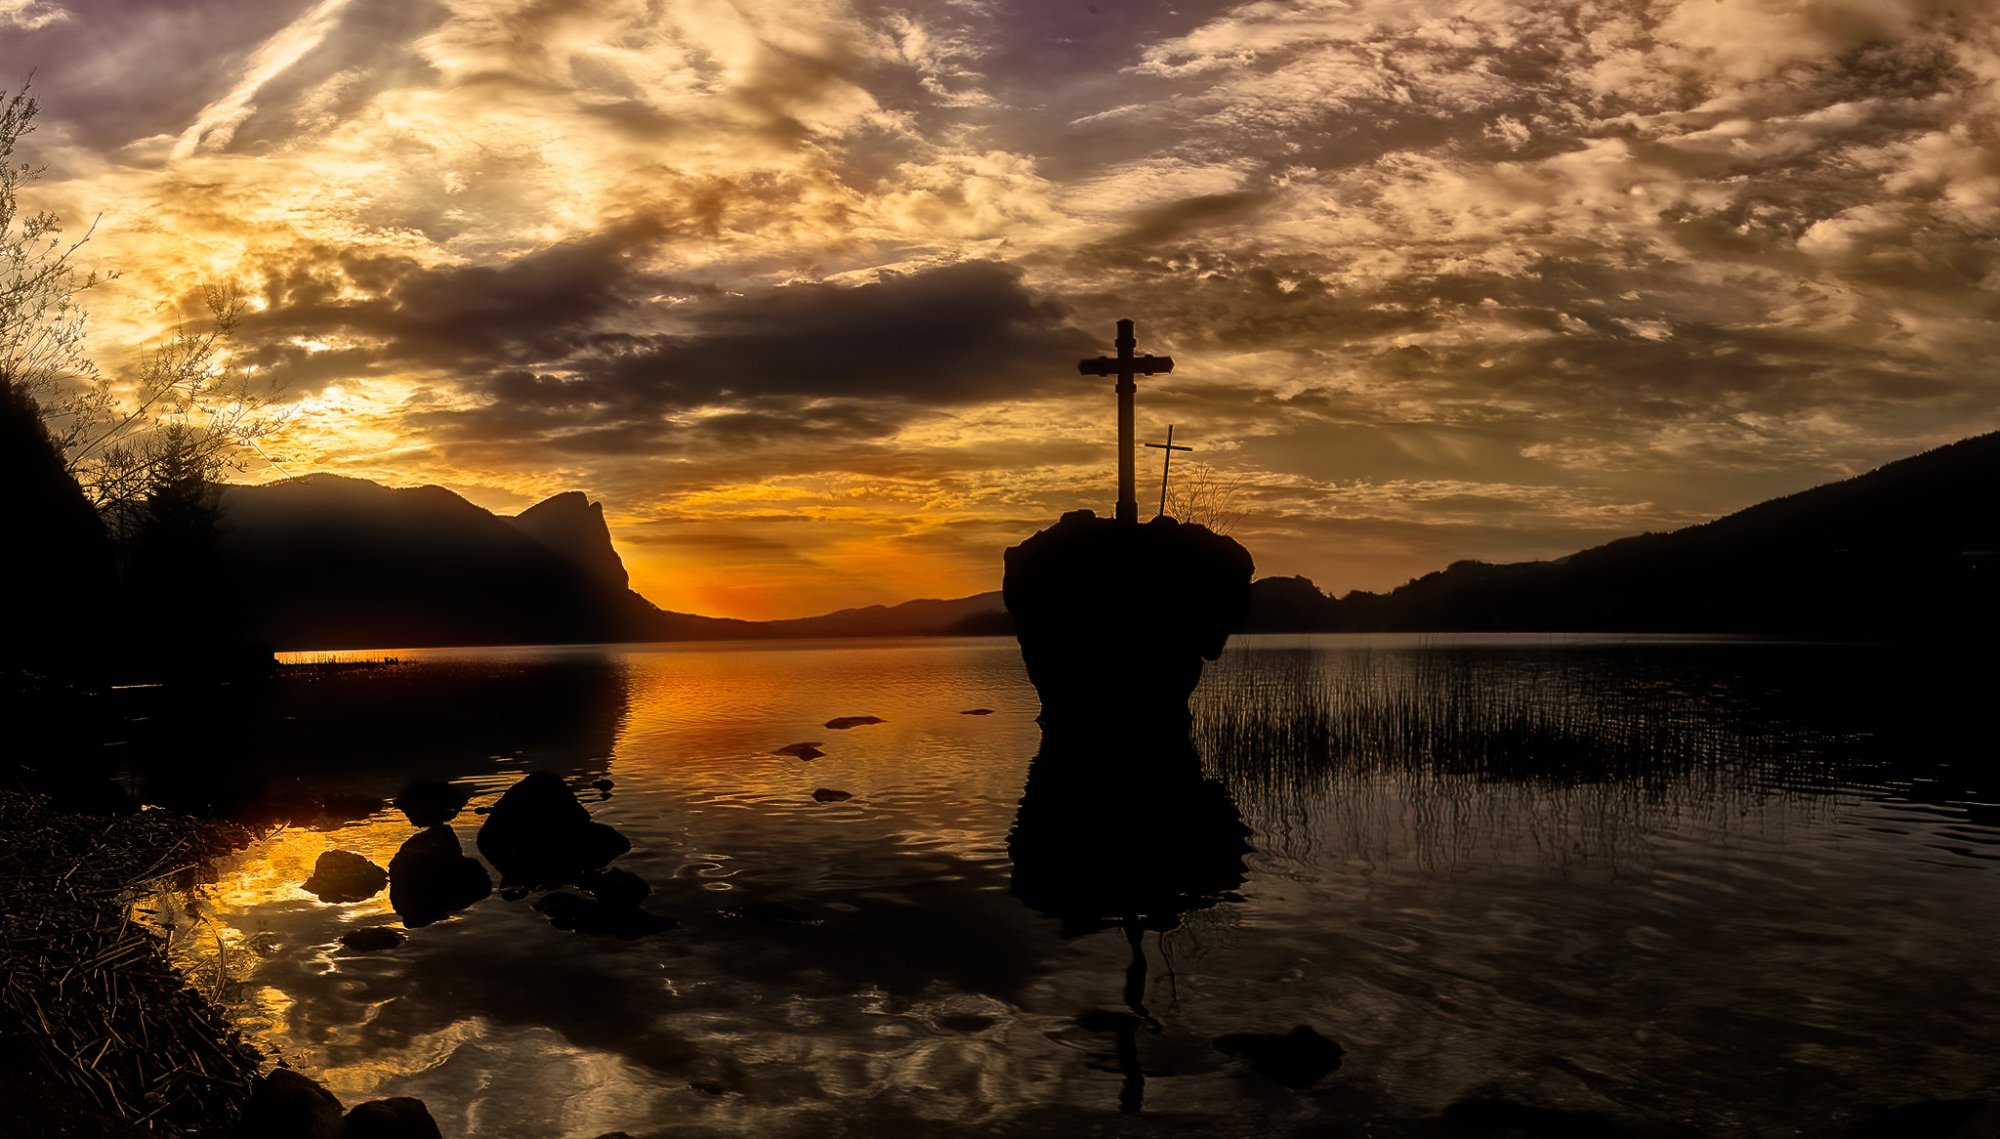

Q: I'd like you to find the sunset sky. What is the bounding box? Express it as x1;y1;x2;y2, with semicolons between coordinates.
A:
8;0;1999;619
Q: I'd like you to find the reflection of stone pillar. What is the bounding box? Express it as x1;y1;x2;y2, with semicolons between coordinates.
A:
1006;719;1252;1116
1003;510;1253;732
1006;726;1250;939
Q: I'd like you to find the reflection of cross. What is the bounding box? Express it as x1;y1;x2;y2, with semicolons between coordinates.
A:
1144;425;1193;519
1079;319;1174;525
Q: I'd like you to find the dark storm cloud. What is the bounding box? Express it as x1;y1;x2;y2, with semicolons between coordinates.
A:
240;238;1088;458
1090;190;1272;254
594;260;1089;402
228;220;690;401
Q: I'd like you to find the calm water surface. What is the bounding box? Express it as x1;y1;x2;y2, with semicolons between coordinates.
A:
154;636;1998;1137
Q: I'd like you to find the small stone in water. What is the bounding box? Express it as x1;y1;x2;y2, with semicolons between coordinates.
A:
812;788;853;803
823;716;885;730
774;742;825;760
302;849;388;903
339;927;405;953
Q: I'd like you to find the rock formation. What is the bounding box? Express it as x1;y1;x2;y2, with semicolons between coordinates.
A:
475;770;630;888
1003;511;1252;732
387;826;492;927
301;850;389;903
509;490;630;591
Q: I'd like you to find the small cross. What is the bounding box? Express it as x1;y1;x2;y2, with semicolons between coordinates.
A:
1079;319;1174;524
1144;425;1193;519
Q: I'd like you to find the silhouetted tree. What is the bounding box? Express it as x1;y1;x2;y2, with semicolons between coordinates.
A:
112;422;267;675
3;83;279;514
5;83;271;677
1;84;97;411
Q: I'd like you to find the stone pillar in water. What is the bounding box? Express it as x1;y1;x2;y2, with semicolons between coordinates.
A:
1002;510;1254;735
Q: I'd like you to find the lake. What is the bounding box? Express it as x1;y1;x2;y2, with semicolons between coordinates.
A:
140;635;1999;1137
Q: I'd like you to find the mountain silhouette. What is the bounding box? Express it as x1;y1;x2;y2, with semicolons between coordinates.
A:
214;477;1011;649
509;491;631;591
1325;431;2000;635
217;476;741;649
210;431;1996;649
753;592;1007;638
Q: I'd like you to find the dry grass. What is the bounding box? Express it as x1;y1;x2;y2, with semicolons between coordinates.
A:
0;792;263;1134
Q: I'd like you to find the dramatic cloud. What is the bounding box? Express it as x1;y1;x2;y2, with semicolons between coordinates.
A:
12;0;1999;616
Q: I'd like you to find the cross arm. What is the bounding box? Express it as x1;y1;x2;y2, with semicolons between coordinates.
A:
1078;354;1175;377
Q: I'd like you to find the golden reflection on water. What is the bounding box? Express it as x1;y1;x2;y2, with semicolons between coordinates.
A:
155;639;2000;1138
161;640;1071;1134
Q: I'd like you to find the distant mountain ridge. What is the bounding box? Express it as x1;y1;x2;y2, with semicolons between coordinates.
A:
219;431;1998;649
1245;431;2000;636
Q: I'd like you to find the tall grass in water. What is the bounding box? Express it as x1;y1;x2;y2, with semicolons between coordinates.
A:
1190;644;1862;868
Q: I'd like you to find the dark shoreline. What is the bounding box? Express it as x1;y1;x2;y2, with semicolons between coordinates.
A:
0;790;261;1136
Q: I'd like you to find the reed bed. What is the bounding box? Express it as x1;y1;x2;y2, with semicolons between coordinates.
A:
1192;645;1862;832
0;791;262;1134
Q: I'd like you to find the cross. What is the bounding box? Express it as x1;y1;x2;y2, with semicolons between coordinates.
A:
1144;424;1193;519
1078;319;1174;525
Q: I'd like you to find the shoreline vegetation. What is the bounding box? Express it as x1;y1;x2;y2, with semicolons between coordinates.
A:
0;788;468;1138
0;791;260;1136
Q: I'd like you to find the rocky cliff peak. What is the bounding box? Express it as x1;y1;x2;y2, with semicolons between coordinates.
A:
509;492;630;591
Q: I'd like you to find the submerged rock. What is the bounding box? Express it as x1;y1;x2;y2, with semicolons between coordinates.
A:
343;1097;442;1139
338;927;405;953
824;716;885;730
533;888;677;938
578;866;651;908
393;779;474;827
388;826;492;928
1212;1025;1344;1089
1004;511;1251;732
301;850;388;903
959;708;995;716
774;742;825;761
475;770;630;888
811;788;853;803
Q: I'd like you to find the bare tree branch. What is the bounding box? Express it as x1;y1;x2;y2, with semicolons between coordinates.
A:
1166;462;1248;535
